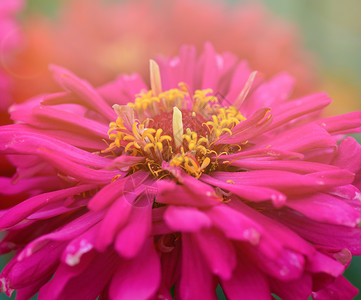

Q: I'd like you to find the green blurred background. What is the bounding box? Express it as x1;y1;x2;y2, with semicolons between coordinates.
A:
1;0;360;299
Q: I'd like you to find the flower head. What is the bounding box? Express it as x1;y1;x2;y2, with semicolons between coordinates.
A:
104;59;249;180
1;44;361;299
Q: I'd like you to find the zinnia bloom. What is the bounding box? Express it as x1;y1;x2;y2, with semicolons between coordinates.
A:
1;44;361;299
11;0;315;103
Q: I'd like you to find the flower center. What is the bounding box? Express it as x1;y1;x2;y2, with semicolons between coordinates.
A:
104;60;247;178
149;110;208;139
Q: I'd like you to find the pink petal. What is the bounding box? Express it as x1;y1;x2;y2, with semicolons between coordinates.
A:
32;105;109;138
315;111;361;135
157;239;181;297
41;91;77;106
164;206;212;232
243;72;294;114
156;179;221;207
10;103;109;139
0;125;111;168
27;126;105;150
332;136;361;173
0;215;73;255
218;147;304;161
18;211;103;261
269;273;312;300
260;123;336;154
194;229;237;280
0;184;94;228
268;92;331;131
312;276;358;300
206;204;262;243
27;198;87;220
224;60;252;106
106;155;145;171
49;65;116;121
230;199;314;259
115;199;152;258
61;223;99;266
318;247;352;267
157;45;197;91
328;184;361;202
199;43;221;91
0;175;62;196
286;193;361;227
230;159;338;174
110;239;161;300
221;255;270;300
179;233;217;300
39;150;121;185
5;241;64;290
212;169;354;195
179;171;219;195
275;210;361;255
95;195;134;252
39;250;119;299
201;174;286;207
244;244;305;281
97;74;147;106
232;70;258;109
87;172;149;211
306;250;345;278
15;275;53;300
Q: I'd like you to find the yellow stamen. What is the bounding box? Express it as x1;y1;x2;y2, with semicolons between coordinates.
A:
221;128;232;135
144;143;155;152
123;135;136;141
200;157;211;170
156;142;163;152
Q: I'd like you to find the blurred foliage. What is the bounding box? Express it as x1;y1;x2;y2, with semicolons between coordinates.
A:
24;0;61;16
345;256;361;299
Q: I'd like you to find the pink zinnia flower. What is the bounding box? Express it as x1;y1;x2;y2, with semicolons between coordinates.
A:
11;0;315;103
1;44;361;299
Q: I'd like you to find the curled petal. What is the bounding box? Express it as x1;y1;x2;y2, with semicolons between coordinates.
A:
49;65;116;121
